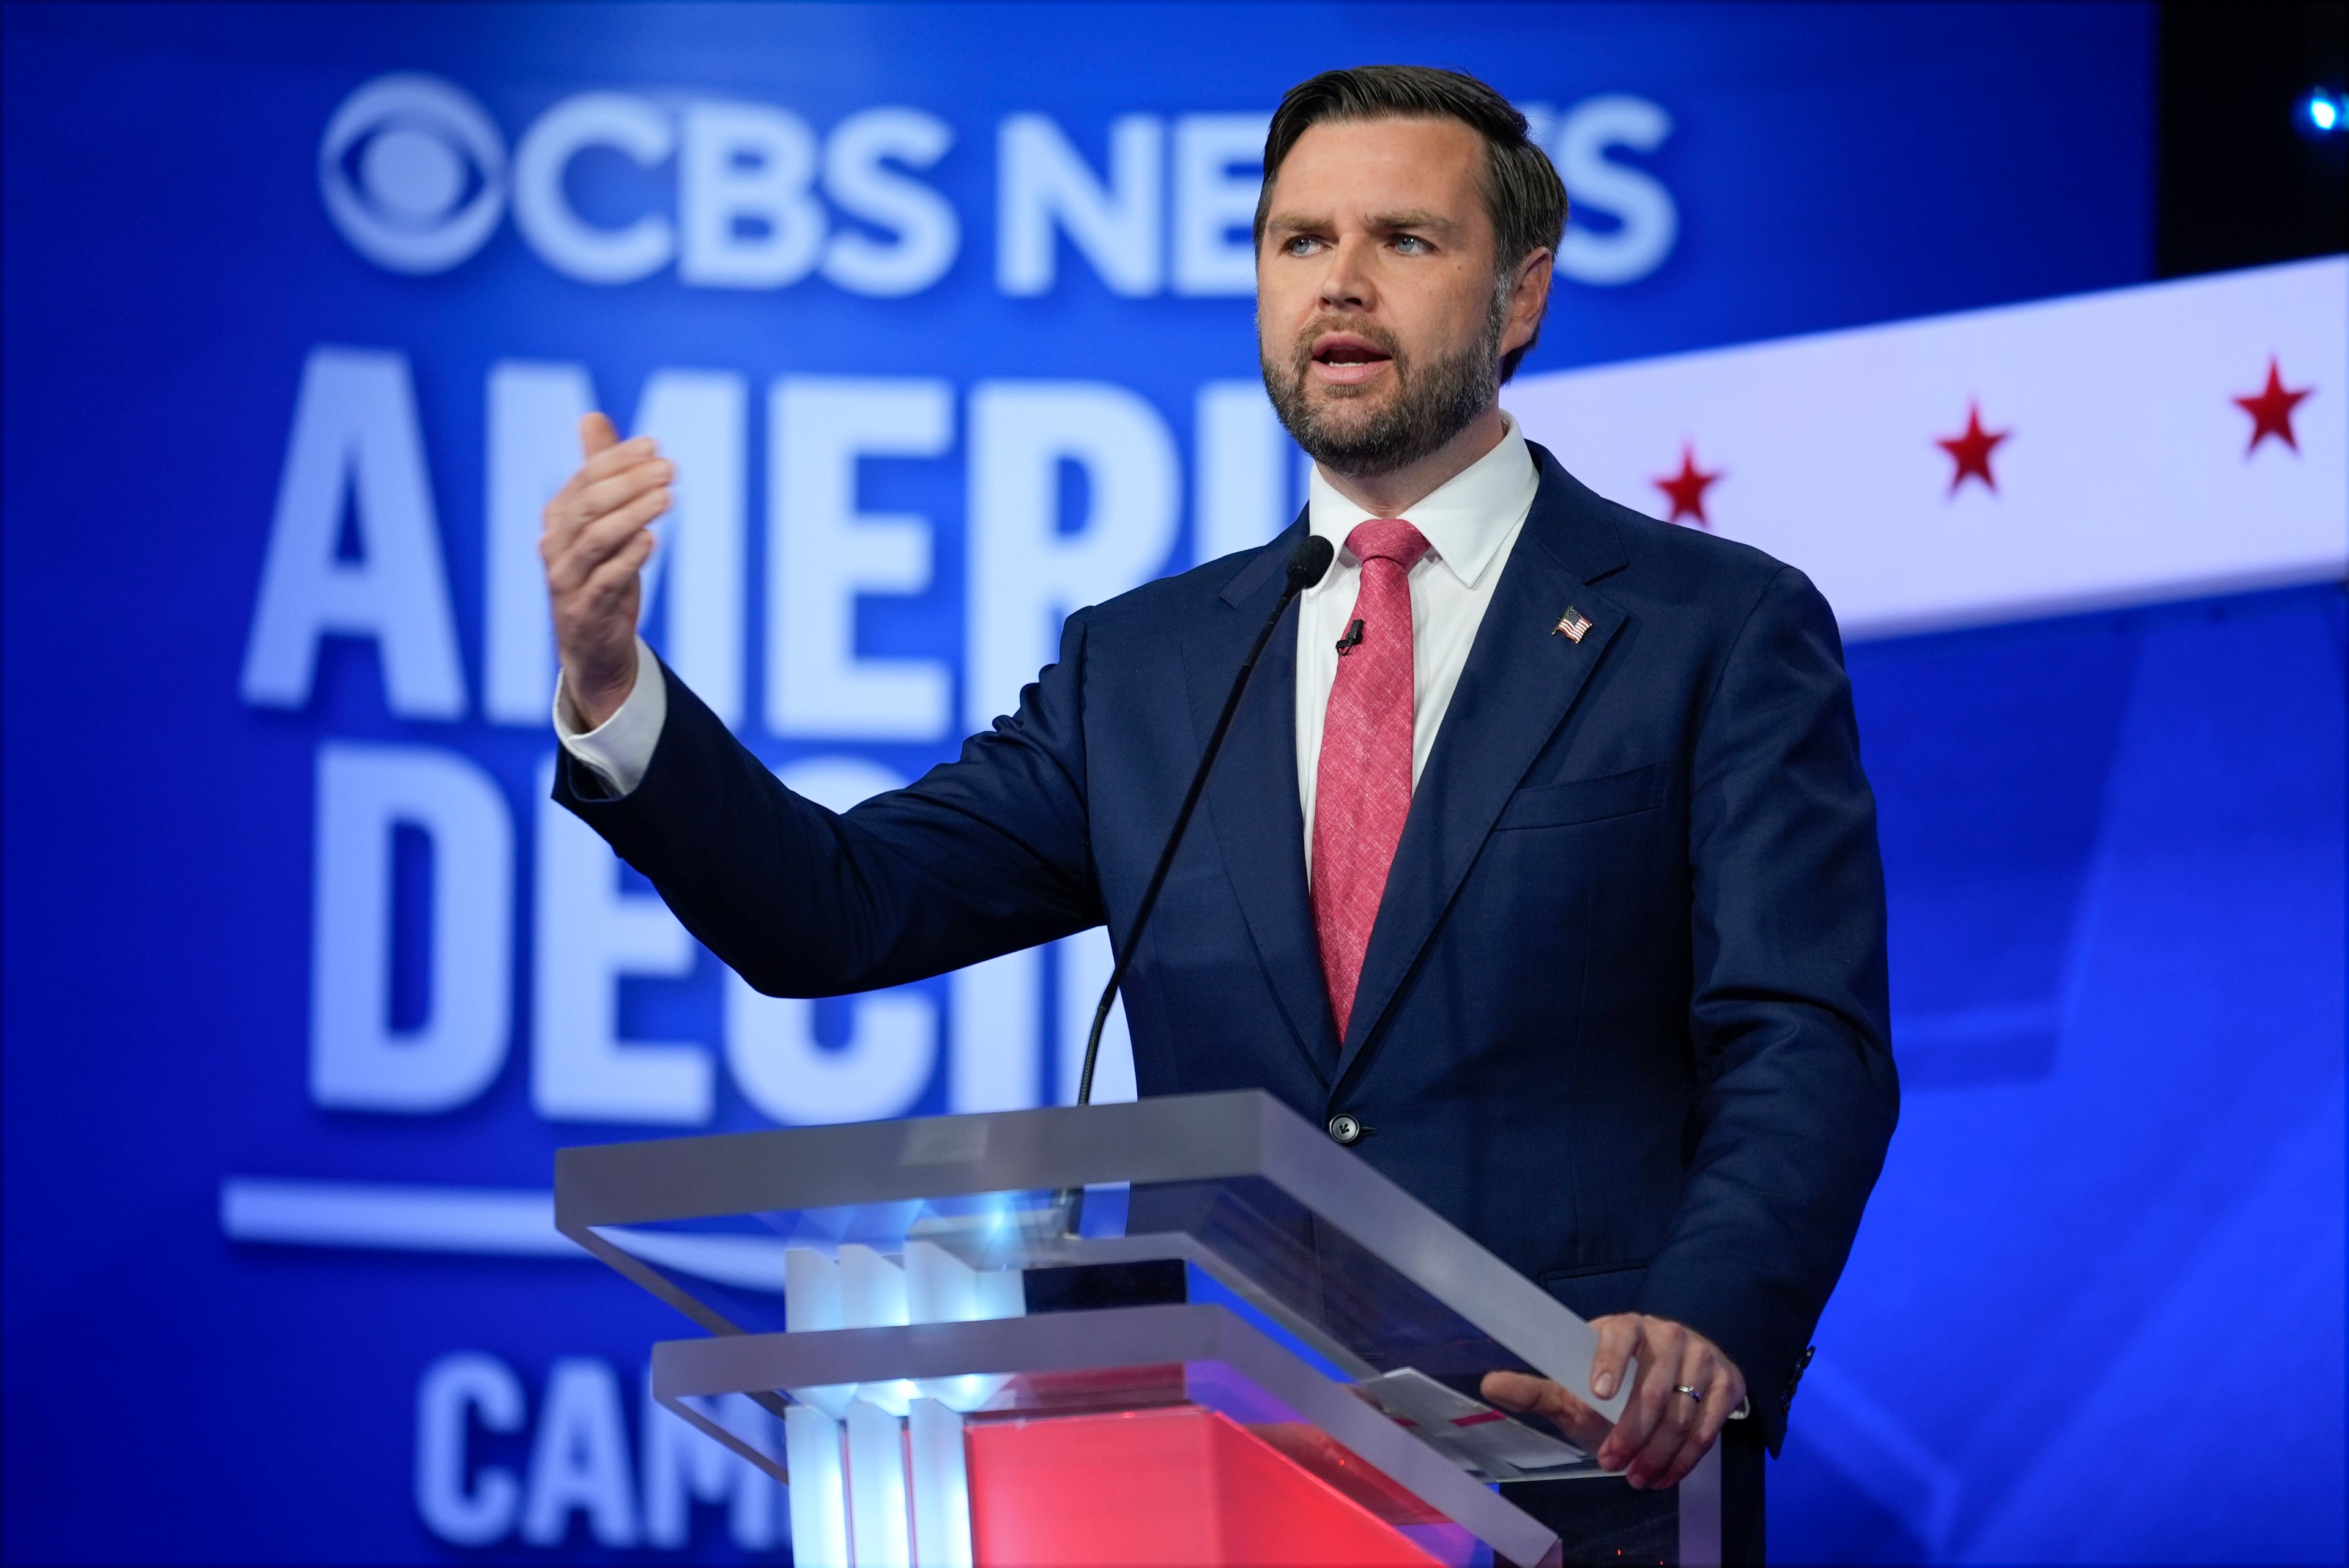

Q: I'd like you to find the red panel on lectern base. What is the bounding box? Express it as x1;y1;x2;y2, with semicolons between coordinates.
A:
965;1405;1445;1566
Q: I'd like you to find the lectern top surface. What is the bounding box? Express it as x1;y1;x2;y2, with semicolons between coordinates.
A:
555;1090;1616;1417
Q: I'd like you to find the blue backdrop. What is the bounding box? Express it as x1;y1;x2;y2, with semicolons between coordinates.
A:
5;3;2341;1561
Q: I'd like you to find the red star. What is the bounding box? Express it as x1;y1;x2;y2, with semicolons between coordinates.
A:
1653;443;1721;528
2233;357;2311;455
1936;401;2009;495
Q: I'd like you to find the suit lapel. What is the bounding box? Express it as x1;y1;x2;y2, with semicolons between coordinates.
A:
1180;517;1339;1084
1332;449;1631;1087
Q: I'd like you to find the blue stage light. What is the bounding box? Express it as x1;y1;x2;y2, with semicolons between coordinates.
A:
2305;91;2343;133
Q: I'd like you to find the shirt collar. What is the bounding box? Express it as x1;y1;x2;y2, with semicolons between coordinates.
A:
1307;412;1538;590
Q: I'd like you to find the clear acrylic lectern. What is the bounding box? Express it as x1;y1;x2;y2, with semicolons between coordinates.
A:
555;1089;1721;1567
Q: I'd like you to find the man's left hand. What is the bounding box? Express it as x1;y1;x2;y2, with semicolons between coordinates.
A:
1480;1314;1745;1490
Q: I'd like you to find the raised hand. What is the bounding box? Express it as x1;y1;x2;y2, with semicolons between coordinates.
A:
541;412;671;730
1480;1312;1745;1490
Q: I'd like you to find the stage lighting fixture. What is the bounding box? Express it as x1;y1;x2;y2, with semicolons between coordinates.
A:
2304;89;2344;133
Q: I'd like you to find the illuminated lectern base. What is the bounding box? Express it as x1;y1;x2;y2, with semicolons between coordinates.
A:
556;1090;1723;1567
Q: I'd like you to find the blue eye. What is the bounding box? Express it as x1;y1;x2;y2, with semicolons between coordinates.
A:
319;75;507;274
341;119;489;229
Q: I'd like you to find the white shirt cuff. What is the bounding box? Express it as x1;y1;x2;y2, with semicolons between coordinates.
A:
554;637;666;797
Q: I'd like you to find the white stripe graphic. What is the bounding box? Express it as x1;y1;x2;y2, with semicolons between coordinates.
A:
219;1177;787;1291
1512;256;2347;638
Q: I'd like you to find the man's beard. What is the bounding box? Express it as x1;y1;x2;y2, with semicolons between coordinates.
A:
1261;289;1506;478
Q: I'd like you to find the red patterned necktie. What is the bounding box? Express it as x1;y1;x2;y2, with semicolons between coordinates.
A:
1313;519;1431;1041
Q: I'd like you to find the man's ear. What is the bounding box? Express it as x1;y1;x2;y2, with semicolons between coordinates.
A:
1500;247;1554;360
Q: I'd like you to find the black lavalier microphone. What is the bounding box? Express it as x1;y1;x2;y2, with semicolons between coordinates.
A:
1073;533;1336;1107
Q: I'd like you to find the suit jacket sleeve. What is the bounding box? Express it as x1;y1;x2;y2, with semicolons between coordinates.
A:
554;614;1104;996
1633;564;1899;1448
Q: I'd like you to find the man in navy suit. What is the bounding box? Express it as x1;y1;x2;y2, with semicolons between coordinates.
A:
543;65;1894;1560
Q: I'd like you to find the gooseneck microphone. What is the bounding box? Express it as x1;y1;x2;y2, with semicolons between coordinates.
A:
1074;533;1336;1106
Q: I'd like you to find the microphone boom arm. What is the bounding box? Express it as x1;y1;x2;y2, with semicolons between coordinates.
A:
1075;535;1334;1105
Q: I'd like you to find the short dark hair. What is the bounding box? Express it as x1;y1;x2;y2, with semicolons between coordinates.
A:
1255;65;1568;379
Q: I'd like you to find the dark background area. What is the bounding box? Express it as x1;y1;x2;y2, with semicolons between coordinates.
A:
2158;1;2348;275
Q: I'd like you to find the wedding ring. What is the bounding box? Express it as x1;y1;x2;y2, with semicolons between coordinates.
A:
1674;1384;1702;1402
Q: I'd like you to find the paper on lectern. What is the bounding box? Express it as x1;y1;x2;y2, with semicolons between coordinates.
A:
1353;1367;1589;1477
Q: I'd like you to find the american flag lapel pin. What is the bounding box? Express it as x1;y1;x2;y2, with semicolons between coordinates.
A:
1553;605;1592;643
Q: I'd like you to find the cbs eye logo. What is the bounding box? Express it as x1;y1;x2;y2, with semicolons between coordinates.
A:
319;75;506;274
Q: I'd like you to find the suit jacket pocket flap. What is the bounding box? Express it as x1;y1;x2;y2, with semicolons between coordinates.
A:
1540;1260;1651;1322
1495;761;1668;830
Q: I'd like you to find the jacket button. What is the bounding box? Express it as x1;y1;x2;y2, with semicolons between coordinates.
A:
1327;1114;1363;1145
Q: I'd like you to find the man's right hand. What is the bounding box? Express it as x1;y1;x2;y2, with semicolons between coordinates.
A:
542;412;672;730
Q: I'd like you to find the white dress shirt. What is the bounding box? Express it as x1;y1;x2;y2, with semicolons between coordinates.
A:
556;634;667;795
558;415;1541;845
1294;415;1537;871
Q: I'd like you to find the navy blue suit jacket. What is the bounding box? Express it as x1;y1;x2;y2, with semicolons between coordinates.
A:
557;443;1898;1446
